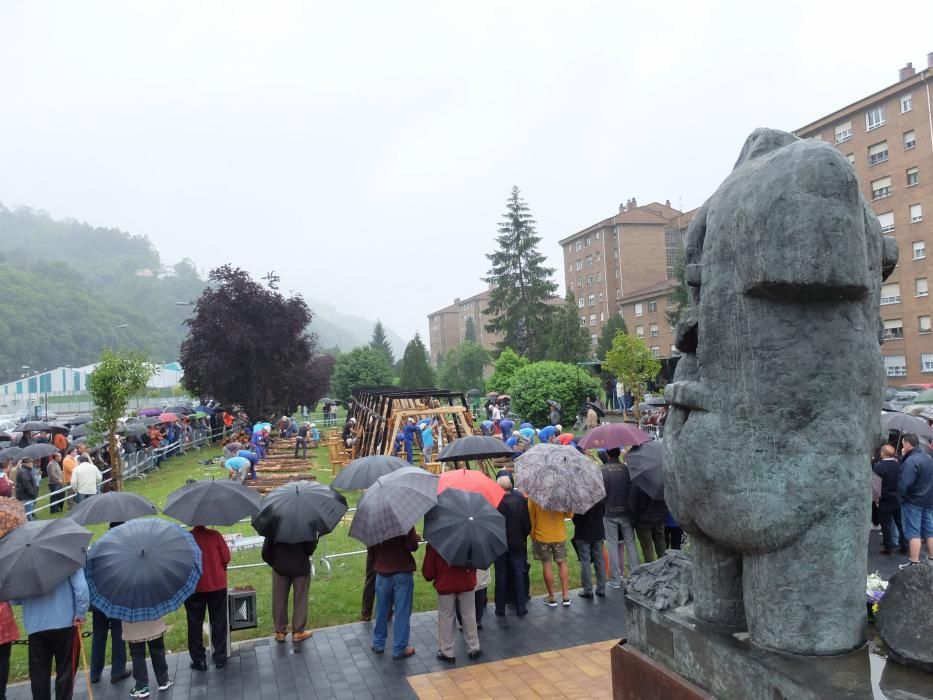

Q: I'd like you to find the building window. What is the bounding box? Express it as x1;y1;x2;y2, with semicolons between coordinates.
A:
846;153;855;165
917;278;929;297
577;277;583;288
649;323;659;337
651;346;661;358
580;316;587;327
598;292;604;303
635;325;645;338
595;231;600;240
907;167;919;186
585;235;592;247
578;297;585;308
616;289;622;299
904;130;916;150
634;303;644;316
565;245;571;254
881;282;902;304
591;334;598;345
586;256;593;268
671;344;680;356
589;314;596;326
576;259;583;271
613;248;618;259
868;141;889;165
923;354;933;373
920;316;932;334
866;106;885;131
883;318;904;340
600;312;605;322
901;94;913;113
647;300;657;313
615;268;620;279
596;251;601;262
878;211;895;233
834;121;853;143
575;240;583;252
587;275;593;286
588;294;595;306
910;204;923;223
884;355;907;377
913;240;926;260
871;176;892;200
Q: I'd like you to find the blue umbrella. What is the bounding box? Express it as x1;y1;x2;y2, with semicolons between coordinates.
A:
85;518;202;622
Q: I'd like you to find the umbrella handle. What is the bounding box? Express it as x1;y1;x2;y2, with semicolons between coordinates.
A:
76;623;94;700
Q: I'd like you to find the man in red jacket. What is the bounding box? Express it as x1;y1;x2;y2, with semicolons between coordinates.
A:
185;526;231;670
422;544;481;663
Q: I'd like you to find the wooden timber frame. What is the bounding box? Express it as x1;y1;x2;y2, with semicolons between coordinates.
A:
346;387;475;459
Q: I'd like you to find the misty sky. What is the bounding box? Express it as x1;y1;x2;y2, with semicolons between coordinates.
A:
2;1;932;343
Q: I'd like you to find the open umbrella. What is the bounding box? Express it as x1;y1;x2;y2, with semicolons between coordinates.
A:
66;415;93;426
13;421;51;433
423;489;507;569
69;424;91;438
333;455;409;491
908;405;933;421
164;405;194;415
131;416;162;427
158;412;179;424
85;518;202;622
193;405;215;416
438;468;504;508
546;400;562;411
0;519;92;600
466;389;482;397
624;441;664;500
576;423;651;451
116;423;148;436
881;412;933;439
68;492;158;526
584;402;606;418
437;436;516;462
320;398;343;406
163;479;262;526
514;443;606;513
0;447;24;463
497;394;511;402
19;443;61;460
46;424;71;436
0;498;26;538
0;433;11;443
252;481;348;544
137;408;162;417
349;467;438;546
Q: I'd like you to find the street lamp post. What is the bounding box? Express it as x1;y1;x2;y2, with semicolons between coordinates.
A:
111;324;130;350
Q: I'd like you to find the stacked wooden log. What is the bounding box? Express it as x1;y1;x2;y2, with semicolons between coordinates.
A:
245;436;318;494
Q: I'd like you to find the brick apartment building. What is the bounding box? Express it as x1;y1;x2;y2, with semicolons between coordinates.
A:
427;287;502;364
795;55;933;385
558;200;695;352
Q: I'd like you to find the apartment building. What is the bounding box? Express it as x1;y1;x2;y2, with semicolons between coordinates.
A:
558;199;694;349
795;55;933;385
618;279;680;361
427;287;502;364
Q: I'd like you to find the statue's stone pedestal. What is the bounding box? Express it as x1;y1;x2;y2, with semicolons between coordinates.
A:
615;595;878;700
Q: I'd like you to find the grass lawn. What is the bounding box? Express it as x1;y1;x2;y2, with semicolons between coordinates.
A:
9;422;595;682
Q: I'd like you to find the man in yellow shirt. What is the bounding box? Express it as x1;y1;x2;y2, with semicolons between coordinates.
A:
527;499;572;607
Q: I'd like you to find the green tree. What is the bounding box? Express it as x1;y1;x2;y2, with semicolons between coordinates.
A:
370;320;395;369
604;332;662;417
463;316;477;343
437;342;490;392
666;251;689;329
331;347;394;400
543;291;591;363
485;347;529;395
596;314;628;361
508;360;600;426
483;186;558;359
399;333;435;388
87;349;156;491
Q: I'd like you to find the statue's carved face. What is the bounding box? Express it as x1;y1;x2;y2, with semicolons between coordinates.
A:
662;130;896;551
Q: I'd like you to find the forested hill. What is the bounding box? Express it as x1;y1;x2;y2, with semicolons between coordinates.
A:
0;204;404;373
0;203;208;372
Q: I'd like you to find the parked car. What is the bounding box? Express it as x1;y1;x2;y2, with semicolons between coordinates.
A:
890;391;919;412
898;383;933;392
884;387;900;402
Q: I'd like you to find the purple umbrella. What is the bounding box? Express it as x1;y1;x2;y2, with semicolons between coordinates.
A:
576;423;651;450
138;408;162;417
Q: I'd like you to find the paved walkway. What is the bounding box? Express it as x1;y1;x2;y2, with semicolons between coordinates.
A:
8;588;628;700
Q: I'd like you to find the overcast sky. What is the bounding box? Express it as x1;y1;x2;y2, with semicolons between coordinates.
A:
2;1;932;343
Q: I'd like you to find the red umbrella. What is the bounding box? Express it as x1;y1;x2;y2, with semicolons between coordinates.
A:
576;423;651;450
158;412;180;423
438;468;505;508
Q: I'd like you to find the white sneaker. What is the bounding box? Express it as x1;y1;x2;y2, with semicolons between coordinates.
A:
158;680;173;692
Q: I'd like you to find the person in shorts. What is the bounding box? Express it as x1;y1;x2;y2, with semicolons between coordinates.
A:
527;498;572;607
897;434;933;569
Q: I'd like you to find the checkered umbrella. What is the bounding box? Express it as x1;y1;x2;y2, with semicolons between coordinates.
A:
86;518;202;622
514;443;606;513
349;467;438;546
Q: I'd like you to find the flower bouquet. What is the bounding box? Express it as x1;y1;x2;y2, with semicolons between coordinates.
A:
866;571;888;621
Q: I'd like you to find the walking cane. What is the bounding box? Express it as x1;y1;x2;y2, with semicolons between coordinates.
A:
76;622;95;700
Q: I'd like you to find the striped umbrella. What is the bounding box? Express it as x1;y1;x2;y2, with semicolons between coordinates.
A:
86;518;202;622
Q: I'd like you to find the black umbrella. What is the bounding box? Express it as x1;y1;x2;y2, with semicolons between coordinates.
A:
332;455;409;490
546;399;562;411
19;443;61;460
585;402;606;418
164;405;194;415
437;436;516;462
625;441;664;500
252;481;348;544
423;489;507;569
163;479;262;526
66;415;93;426
0;447;23;463
0;519;92;600
68;492;158;525
465;389;482;397
117;423;147;436
881;412;933;439
70;424;91;438
46;424;71;436
14;421;51;433
130;416;162;427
